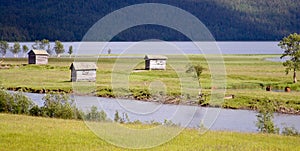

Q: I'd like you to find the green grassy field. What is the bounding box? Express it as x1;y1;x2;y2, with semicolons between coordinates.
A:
0;113;299;151
0;55;299;113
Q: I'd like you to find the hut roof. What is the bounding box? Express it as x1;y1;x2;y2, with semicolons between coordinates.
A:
28;49;49;55
144;55;168;60
70;62;98;70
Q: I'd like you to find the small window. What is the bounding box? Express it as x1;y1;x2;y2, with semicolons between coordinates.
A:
82;71;89;75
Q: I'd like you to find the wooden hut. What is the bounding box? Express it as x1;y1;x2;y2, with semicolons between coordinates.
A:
28;50;49;64
144;55;168;70
70;62;97;82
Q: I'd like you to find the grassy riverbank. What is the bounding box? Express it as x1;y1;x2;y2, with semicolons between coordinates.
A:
0;113;299;151
0;55;299;113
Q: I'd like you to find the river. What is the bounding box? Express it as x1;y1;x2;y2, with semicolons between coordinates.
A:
6;41;282;57
22;92;300;133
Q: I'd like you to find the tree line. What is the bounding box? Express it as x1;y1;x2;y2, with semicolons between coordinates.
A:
0;39;73;58
0;0;299;41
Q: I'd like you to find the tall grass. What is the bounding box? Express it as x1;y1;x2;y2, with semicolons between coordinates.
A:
0;114;299;151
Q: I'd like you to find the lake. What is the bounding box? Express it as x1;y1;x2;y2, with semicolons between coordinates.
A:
22;92;300;133
6;41;282;57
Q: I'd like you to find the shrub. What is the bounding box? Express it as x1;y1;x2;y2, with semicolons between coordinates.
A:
163;119;179;127
114;110;120;122
130;120;142;125
0;89;33;114
282;126;300;136
131;89;150;100
73;108;85;120
96;87;115;98
122;112;130;123
85;106;107;121
41;92;79;119
114;110;130;123
0;89;85;120
256;99;279;134
29;105;43;116
0;89;14;112
12;92;34;114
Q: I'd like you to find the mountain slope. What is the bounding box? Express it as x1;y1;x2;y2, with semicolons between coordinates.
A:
0;0;299;41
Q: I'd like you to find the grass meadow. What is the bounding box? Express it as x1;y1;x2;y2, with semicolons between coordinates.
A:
0;55;299;112
1;55;300;150
0;113;299;151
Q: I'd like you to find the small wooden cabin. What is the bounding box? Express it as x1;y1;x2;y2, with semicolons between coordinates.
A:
28;50;49;64
70;62;97;82
144;55;168;70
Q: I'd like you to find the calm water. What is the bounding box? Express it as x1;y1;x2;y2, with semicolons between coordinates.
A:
6;41;282;57
22;92;300;133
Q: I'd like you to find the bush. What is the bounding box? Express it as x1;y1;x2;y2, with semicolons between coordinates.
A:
0;89;33;115
131;89;150;100
114;110;130;123
130;120;142;125
282;126;300;136
29;105;43;116
0;89;14;112
114;110;120;122
85;106;107;122
12;92;34;114
0;89;85;120
163;119;179;127
256;99;279;134
96;87;115;98
41;92;79;119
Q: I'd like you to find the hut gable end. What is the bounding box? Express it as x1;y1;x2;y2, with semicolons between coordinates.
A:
27;49;49;65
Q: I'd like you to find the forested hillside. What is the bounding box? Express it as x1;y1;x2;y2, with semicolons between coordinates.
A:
0;0;299;41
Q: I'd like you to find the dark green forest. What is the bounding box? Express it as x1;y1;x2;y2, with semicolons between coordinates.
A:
0;0;299;41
